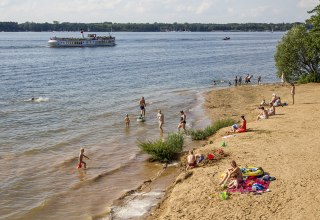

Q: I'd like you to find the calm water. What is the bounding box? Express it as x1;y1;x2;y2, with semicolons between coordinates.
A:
0;31;283;219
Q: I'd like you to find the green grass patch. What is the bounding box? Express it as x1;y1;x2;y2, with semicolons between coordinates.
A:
188;118;235;140
138;133;184;162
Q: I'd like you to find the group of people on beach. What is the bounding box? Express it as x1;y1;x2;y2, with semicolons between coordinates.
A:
78;81;296;172
230;74;262;87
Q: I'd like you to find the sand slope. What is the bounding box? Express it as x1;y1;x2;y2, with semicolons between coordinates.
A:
147;83;320;220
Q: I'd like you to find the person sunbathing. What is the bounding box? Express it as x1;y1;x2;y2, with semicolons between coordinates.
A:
219;160;243;189
231;115;246;133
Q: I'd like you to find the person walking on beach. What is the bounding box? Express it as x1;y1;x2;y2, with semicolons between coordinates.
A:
238;76;242;85
78;148;89;169
178;110;187;132
124;114;130;127
291;83;295;105
139;97;146;117
234;76;238;86
157;110;164;133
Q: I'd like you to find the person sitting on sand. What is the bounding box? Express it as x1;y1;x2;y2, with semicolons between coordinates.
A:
78;148;89;169
274;97;283;107
219;160;243;189
270;93;277;105
124;114;130;127
260;99;267;106
231;115;246;133
257;106;268;120
186;150;196;170
268;103;275;116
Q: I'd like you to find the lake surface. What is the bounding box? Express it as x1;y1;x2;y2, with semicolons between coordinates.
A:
0;31;284;220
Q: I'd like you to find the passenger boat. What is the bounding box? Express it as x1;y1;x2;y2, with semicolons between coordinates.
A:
48;31;116;47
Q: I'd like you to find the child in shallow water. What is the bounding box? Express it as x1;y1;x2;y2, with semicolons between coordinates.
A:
124;114;130;127
78;148;89;169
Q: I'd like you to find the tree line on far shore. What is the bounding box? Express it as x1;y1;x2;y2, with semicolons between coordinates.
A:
0;21;305;32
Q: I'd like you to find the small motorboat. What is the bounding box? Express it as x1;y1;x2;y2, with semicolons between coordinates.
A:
223;37;230;40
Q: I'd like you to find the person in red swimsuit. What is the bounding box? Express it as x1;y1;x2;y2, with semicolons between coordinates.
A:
231;115;246;133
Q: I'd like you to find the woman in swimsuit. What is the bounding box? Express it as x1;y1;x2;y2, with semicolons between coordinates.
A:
178;110;186;132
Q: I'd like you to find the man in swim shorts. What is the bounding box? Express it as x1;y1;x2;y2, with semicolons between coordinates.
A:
139;97;146;117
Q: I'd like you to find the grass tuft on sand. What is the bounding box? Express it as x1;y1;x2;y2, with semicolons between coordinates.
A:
138;133;184;162
188;118;235;140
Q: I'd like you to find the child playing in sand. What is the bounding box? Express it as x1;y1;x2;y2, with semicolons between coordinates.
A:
124;114;130;127
78;148;89;169
219;160;243;189
186;150;196;170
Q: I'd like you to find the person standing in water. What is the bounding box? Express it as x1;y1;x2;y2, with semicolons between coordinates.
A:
257;76;262;85
124;114;130;127
157;110;164;133
78;148;89;169
139;97;146;117
291;83;295;105
178;110;187;132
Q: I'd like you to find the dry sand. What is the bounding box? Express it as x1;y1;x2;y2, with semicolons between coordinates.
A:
146;83;320;220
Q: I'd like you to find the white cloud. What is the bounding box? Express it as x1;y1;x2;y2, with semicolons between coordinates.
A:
298;0;318;8
196;0;214;14
0;0;317;23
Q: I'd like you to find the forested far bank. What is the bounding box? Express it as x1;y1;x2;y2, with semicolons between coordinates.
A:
0;21;307;32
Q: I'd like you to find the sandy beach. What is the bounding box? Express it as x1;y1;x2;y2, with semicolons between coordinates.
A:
146;83;320;220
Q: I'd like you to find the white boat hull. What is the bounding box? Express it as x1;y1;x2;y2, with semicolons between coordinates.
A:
48;34;116;48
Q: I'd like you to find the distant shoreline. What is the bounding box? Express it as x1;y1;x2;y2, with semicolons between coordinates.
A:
0;21;303;32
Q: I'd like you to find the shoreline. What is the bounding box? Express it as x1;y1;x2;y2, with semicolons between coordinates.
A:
145;83;320;220
94;88;211;220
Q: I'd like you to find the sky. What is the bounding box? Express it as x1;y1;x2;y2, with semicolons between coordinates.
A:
0;0;318;24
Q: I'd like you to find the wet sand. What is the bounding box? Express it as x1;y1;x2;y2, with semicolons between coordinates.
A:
146;83;320;220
